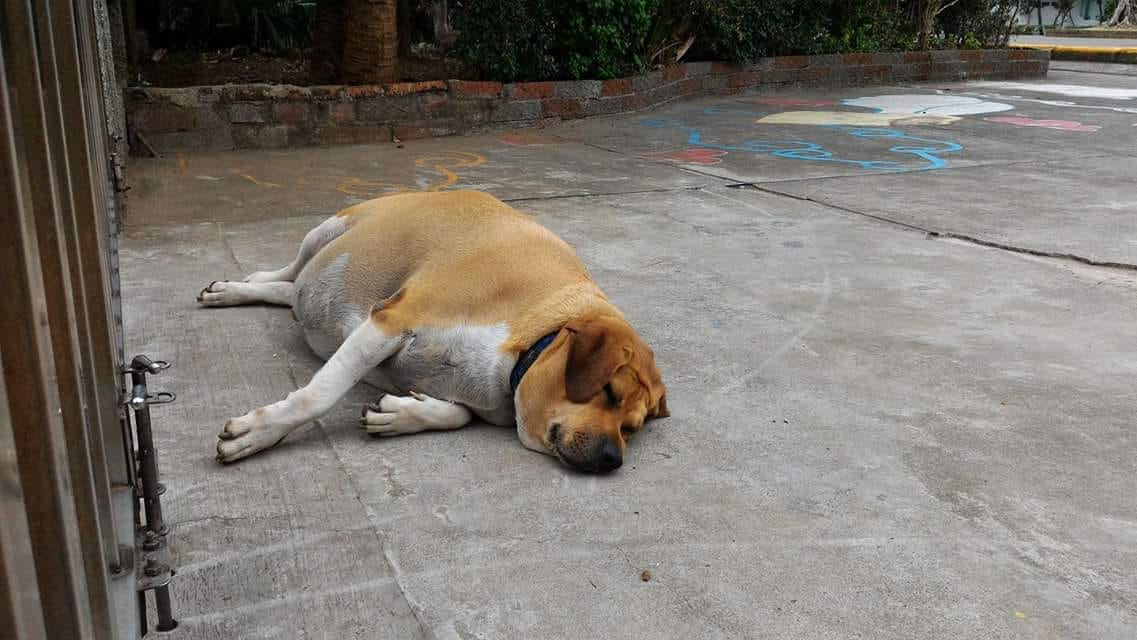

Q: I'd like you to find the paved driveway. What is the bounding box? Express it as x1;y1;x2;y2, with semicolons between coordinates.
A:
125;66;1137;639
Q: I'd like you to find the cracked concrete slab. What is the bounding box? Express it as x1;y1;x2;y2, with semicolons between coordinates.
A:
124;64;1137;639
762;158;1137;266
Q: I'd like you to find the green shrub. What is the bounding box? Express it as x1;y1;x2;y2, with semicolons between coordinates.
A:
818;0;915;53
554;0;658;79
156;0;316;53
454;0;1023;82
452;0;558;82
937;0;1022;48
454;0;659;82
671;0;832;62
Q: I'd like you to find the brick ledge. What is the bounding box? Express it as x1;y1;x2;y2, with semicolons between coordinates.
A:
127;49;1050;153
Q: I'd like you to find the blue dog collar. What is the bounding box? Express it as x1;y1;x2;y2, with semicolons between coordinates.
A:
510;331;560;392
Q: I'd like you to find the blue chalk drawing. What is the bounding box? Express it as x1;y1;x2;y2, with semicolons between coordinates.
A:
640;116;963;172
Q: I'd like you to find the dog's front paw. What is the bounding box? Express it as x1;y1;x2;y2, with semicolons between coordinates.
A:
215;414;287;463
197;280;234;306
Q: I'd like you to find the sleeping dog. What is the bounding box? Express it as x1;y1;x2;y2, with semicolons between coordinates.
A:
199;191;668;473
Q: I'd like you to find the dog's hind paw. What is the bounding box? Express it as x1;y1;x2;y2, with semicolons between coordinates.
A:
359;393;472;436
359;395;387;427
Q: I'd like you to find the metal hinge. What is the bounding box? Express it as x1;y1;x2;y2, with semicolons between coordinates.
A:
110;149;129;193
135;529;174;592
123;354;178;633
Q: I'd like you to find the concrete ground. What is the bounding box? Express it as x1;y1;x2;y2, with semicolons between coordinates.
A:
1052;59;1137;75
124;67;1137;639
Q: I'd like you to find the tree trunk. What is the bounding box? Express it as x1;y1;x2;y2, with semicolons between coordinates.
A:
427;1;458;50
310;0;345;83
342;0;399;84
918;1;940;50
398;0;413;58
1109;0;1135;25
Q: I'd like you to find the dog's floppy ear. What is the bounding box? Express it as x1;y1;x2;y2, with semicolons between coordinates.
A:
652;392;670;419
564;319;628;403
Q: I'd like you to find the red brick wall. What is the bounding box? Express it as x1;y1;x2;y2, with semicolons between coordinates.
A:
127;49;1050;153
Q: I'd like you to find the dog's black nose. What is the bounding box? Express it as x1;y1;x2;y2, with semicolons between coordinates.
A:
594;438;623;472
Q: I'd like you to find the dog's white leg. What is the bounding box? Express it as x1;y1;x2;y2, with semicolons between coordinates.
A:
359;392;473;436
244;215;349;283
216;316;407;463
197;281;294;307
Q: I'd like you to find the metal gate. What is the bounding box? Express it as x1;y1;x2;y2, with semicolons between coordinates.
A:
1;0;171;637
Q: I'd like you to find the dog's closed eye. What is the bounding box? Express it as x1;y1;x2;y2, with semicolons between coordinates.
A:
603;384;621;408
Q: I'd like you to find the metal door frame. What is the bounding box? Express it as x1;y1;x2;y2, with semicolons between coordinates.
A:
1;0;140;637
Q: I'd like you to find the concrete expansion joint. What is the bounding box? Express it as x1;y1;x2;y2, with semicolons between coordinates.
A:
730;183;1137;274
926;231;1137;272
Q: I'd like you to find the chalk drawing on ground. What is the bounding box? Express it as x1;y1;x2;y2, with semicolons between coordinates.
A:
754;94;1013;127
749;97;839;108
983;117;1101;132
230;151;487;197
967;82;1137;100
641;117;963;172
943;89;1137;116
757;111;943;127
842;94;1015;117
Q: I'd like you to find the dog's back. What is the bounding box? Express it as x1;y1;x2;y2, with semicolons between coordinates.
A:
293;191;603;356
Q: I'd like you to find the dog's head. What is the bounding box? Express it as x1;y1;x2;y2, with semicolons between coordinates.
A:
514;313;669;473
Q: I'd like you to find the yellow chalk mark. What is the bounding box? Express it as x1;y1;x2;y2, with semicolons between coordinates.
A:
298;151;486;197
1013;611;1027;619
311;175;410;198
230;168;281;188
416;151;487;192
176;153;189;170
231;151;487;198
756;111;957;127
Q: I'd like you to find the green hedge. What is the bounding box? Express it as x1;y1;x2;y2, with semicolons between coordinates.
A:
671;0;831;62
455;0;1020;82
454;0;657;82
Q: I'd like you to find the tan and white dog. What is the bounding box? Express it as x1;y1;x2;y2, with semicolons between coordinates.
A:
198;191;668;473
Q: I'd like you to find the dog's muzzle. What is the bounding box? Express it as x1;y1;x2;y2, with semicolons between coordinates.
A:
551;424;622;473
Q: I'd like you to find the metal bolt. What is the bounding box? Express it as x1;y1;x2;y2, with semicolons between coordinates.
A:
143;557;164;577
142;531;161;551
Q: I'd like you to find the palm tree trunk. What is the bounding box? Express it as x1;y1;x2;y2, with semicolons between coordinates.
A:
342;0;399;84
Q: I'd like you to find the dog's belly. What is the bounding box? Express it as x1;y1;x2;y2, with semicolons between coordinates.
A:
294;256;515;426
293;254;366;359
373;325;516;425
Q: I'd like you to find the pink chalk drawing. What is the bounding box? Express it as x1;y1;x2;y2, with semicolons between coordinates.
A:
751;97;838;108
983;116;1101;133
644;148;727;165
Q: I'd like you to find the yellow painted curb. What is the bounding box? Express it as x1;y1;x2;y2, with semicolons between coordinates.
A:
1010;43;1137;63
1010;43;1137;55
